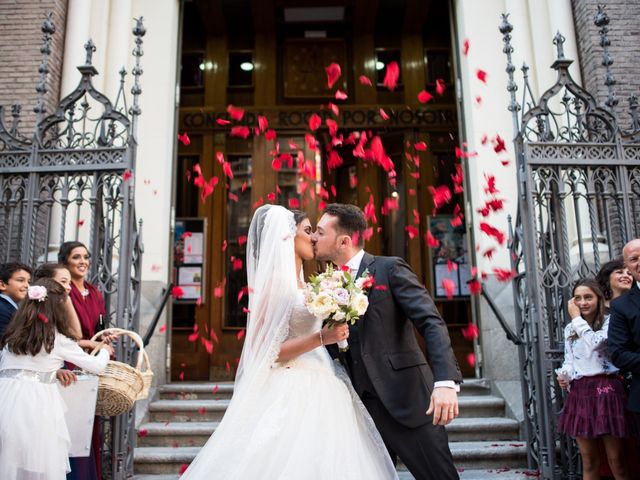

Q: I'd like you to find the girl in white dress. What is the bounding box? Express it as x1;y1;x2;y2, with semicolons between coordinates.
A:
0;278;112;480
181;205;398;479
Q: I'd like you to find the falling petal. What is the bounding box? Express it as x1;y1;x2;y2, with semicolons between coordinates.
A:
230;126;250;138
308;114;322;131
463;39;470;56
216;118;230;126
383;61;400;91
327;150;343;170
461;323;479;340
442;279;456;299
493;134;506;153
237;329;245;340
480;222;506;245
258;115;268;132
288;198;300;209
335;89;348;100
328;102;340;116
435;79;446;95
171;286;184;299
466;352;476;367
325;62;342;89
265;129;277;141
405;226;419;239
123;170;133;181
476;69;487;83
379;108;389;120
415;141;427;151
177;132;191;146
418;90;433;103
226;104;245;121
426;230;440;247
359;75;373;86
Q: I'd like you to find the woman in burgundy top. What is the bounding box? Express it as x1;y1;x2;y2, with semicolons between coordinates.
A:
59;241;112;480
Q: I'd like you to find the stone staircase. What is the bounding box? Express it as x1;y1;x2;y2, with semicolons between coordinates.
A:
133;379;534;479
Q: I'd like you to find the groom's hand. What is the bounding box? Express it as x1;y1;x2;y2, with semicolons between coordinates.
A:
426;387;459;426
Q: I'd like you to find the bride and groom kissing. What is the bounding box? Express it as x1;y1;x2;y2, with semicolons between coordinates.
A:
181;203;463;480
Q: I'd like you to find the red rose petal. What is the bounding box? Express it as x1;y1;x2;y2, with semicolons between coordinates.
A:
177;132;190;146
226;104;245;121
359;75;373;86
383;61;400;91
418;90;433;103
325;62;341;89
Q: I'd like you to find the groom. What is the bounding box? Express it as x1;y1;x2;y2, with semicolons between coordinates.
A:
312;203;462;480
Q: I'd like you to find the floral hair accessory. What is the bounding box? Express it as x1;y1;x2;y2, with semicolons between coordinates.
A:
28;285;48;302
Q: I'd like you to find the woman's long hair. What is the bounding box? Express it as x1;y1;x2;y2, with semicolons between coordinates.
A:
595;258;626;301
571;278;606;335
0;278;75;355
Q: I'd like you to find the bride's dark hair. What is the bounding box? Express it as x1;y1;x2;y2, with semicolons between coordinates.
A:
290;209;308;225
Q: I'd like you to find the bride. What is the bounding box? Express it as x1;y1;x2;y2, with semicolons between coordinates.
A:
181;204;398;479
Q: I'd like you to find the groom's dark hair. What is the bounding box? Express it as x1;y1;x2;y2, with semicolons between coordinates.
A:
324;203;367;247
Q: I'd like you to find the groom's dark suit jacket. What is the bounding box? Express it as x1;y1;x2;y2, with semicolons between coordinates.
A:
330;252;462;429
608;282;640;412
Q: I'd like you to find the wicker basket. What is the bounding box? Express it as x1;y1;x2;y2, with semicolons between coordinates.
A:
90;328;148;417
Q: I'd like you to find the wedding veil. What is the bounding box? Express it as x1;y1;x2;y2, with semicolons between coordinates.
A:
235;204;298;392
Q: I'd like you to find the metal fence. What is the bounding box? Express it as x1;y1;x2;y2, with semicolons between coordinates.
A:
500;6;640;479
0;14;145;479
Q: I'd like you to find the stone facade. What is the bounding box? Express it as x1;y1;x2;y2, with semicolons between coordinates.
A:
0;0;67;135
572;0;640;129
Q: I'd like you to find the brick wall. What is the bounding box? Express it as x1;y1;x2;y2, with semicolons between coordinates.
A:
0;0;67;136
572;0;640;130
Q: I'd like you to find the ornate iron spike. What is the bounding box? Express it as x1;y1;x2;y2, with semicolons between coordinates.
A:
33;13;55;123
553;32;565;59
594;5;618;109
84;39;96;65
499;13;521;128
129;17;145;118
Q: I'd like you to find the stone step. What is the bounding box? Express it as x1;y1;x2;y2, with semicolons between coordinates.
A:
134;441;527;474
147;395;505;423
157;378;492;400
148;399;230;422
137;416;519;447
158;382;234;400
132;469;539;480
458;378;492;396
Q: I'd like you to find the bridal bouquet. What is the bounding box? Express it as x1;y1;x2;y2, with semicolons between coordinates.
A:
304;265;373;351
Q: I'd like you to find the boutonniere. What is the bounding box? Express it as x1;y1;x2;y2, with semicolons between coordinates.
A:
354;269;375;291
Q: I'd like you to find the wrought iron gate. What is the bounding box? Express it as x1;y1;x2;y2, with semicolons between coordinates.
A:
500;6;640;479
0;14;145;479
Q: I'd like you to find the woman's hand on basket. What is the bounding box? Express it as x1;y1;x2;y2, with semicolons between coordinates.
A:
99;332;119;344
98;343;115;356
321;323;349;346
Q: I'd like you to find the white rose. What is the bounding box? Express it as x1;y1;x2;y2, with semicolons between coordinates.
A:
308;292;337;318
332;309;346;322
350;293;369;316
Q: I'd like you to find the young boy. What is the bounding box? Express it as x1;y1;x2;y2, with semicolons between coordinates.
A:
0;262;32;337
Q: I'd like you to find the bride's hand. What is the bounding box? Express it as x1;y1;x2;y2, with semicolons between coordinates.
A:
321;323;349;346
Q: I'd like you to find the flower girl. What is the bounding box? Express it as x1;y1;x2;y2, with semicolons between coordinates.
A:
0;278;112;480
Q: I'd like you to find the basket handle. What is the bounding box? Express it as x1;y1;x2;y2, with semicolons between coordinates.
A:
90;328;145;370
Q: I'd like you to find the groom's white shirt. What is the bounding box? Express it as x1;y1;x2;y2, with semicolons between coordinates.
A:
345;250;460;392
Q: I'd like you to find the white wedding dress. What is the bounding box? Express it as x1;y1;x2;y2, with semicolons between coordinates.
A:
181;289;398;480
